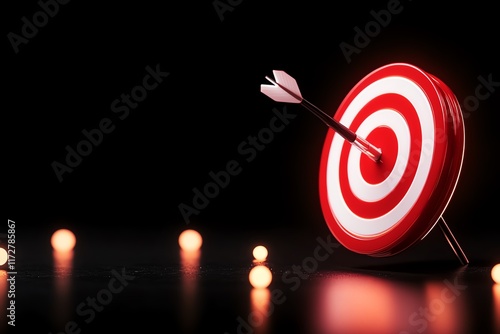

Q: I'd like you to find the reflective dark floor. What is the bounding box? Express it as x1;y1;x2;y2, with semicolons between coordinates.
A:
4;1;500;333
2;228;499;334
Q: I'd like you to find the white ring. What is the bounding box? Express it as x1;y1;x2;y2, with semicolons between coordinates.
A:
326;76;435;236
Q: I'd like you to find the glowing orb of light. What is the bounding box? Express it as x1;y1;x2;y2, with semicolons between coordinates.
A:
178;229;203;252
492;264;500;284
51;229;76;252
252;245;268;261
0;247;7;266
249;265;272;289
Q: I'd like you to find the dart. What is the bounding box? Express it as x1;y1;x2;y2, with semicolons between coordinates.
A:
261;63;469;265
261;70;382;162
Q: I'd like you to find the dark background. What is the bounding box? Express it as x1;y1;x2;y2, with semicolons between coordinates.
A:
5;0;499;263
3;1;500;333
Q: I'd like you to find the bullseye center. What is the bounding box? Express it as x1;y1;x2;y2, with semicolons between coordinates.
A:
360;126;398;184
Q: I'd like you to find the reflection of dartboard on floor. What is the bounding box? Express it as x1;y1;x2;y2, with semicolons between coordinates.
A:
261;63;469;264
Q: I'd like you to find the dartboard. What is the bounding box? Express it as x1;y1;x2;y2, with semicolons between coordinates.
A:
318;63;465;257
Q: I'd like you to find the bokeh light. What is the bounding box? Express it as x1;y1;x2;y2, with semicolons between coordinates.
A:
249;265;272;289
178;229;203;252
492;264;500;284
252;245;268;261
0;248;7;266
51;229;76;252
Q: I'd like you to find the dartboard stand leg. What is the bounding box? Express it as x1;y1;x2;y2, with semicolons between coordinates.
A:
437;216;469;265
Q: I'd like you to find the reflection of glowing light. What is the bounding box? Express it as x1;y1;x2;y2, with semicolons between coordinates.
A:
53;250;74;271
491;264;500;284
0;270;6;332
251;288;271;312
312;273;418;334
249;265;272;289
424;280;466;334
494;284;500;334
178;229;203;252
250;287;271;334
0;248;7;266
180;249;201;275
51;229;76;252
180;248;200;332
252;246;268;261
52;248;74;328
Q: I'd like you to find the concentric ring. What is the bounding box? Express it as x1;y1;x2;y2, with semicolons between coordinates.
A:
318;63;465;256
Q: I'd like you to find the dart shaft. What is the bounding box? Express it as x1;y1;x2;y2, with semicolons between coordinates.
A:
352;136;382;162
301;100;381;162
301;100;356;141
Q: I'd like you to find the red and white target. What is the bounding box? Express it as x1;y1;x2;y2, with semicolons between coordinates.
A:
319;63;465;257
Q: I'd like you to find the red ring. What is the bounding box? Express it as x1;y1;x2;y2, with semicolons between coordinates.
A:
338;94;422;219
319;63;465;256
